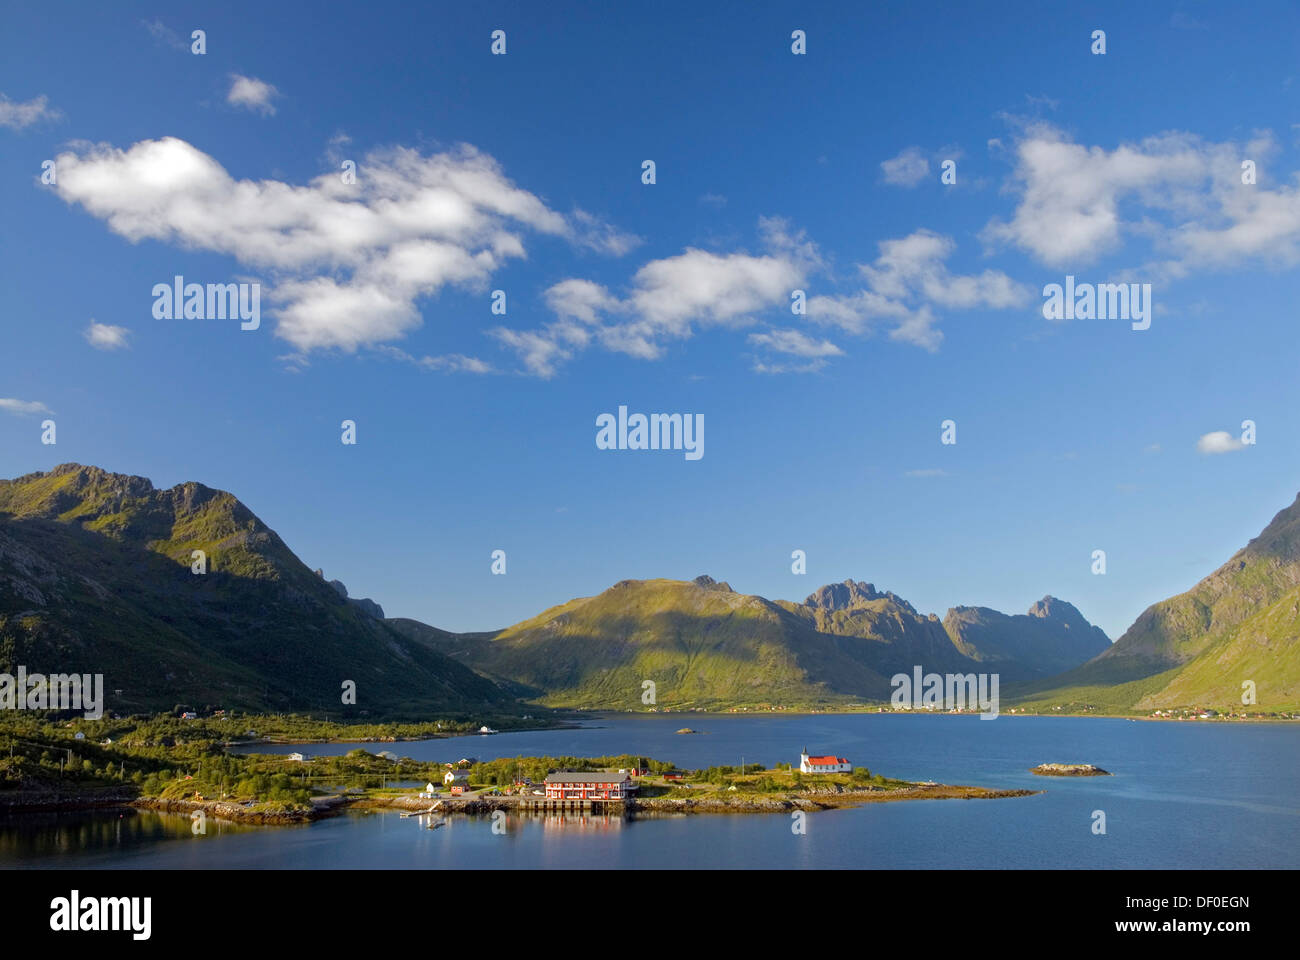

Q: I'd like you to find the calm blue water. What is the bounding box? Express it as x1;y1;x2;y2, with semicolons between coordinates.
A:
4;714;1297;868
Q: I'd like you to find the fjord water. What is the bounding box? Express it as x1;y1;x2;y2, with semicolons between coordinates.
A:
4;714;1297;869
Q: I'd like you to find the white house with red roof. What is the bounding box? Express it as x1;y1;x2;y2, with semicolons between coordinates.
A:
799;748;852;774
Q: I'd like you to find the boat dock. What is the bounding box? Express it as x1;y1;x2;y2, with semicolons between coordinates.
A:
515;798;626;813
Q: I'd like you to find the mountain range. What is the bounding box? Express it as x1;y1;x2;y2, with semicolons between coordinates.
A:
1017;491;1300;713
4;463;1295;716
398;574;1111;708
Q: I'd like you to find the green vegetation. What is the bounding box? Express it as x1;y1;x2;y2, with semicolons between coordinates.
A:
0;464;516;716
11;463;1296;718
395;576;890;709
406;575;1114;711
1;465;1117;717
405;578;905;709
465;754;678;789
0;712;952;822
662;763;900;797
1016;492;1300;714
0;714;544;812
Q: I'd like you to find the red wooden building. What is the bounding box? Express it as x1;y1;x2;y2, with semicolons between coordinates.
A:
543;771;634;800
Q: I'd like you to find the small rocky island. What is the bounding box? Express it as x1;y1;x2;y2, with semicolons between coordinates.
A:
675;727;700;735
1030;763;1111;776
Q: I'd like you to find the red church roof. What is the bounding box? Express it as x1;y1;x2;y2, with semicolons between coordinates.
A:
807;755;848;765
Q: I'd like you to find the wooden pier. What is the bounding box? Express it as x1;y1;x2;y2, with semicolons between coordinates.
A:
515;798;626;814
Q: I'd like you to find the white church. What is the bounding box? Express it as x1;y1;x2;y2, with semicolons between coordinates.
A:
799;748;852;774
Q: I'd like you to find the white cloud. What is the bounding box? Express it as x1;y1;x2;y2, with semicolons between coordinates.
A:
752;359;830;375
888;305;944;351
807;229;1030;351
494;219;815;376
0;93;59;130
747;329;843;358
51;137;630;353
0;398;52;416
492;220;1027;374
805;289;911;336
1170;11;1208;29
376;345;494;374
489;328;575;379
863;230;1026;308
983;126;1206;266
543;278;622;327
84;321;130;350
1197;431;1245;454
227;75;280;115
141;18;188;51
627;247;804;338
880;147;930;187
747;327;842;374
570;209;642;256
984;124;1300;276
904;468;948;478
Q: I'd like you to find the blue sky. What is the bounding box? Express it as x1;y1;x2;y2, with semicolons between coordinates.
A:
3;1;1298;638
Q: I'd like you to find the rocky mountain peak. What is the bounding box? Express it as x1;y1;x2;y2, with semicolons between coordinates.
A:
693;574;734;592
1028;596;1075;619
803;579;915;613
316;568;385;619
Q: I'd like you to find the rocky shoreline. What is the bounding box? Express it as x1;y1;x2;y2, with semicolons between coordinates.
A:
0;787;136;815
2;780;1038;825
1030;763;1111;776
357;782;1039;817
628;784;1039;813
129;796;323;824
0;789;337;824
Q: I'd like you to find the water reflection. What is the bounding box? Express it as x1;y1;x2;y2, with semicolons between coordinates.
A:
0;808;274;864
535;811;625;833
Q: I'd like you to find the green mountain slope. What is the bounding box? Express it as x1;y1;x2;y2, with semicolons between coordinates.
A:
403;576;1110;708
0;464;509;717
397;576;896;708
1016;492;1300;712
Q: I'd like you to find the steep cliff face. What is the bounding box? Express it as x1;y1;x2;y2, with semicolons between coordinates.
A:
788;580;971;677
943;597;1111;679
1021;491;1300;711
0;464;508;716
